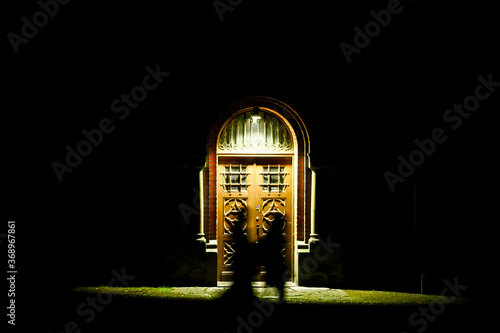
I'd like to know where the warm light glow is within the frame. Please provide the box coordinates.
[251,107,261,121]
[250,107,261,122]
[218,110,292,153]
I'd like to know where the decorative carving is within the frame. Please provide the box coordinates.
[261,198,286,234]
[223,241,236,266]
[223,198,248,235]
[218,112,292,153]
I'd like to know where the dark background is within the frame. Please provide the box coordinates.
[4,0,498,323]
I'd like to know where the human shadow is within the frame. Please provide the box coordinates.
[220,209,290,332]
[260,211,287,301]
[220,207,258,327]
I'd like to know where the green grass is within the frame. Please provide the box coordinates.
[72,286,221,301]
[74,286,174,298]
[342,289,469,306]
[71,287,471,305]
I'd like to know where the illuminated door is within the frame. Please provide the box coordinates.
[217,157,293,283]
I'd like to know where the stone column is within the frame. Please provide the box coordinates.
[308,169,319,244]
[196,168,206,244]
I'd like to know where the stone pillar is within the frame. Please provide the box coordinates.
[196,168,206,244]
[308,169,319,244]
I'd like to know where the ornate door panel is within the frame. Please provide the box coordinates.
[220,197,248,279]
[217,157,293,283]
[217,164,252,282]
[253,163,293,282]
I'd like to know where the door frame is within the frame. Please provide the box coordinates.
[200,97,314,287]
[214,105,300,286]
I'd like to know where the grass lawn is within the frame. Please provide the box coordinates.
[72,286,472,306]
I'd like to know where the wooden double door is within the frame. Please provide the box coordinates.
[217,156,294,284]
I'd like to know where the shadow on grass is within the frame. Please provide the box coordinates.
[39,287,493,333]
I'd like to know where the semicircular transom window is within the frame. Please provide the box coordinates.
[218,111,293,153]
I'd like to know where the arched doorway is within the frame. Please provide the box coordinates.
[199,97,315,286]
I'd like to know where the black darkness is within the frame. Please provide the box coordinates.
[4,0,499,331]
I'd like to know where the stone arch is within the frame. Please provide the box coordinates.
[198,96,315,284]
